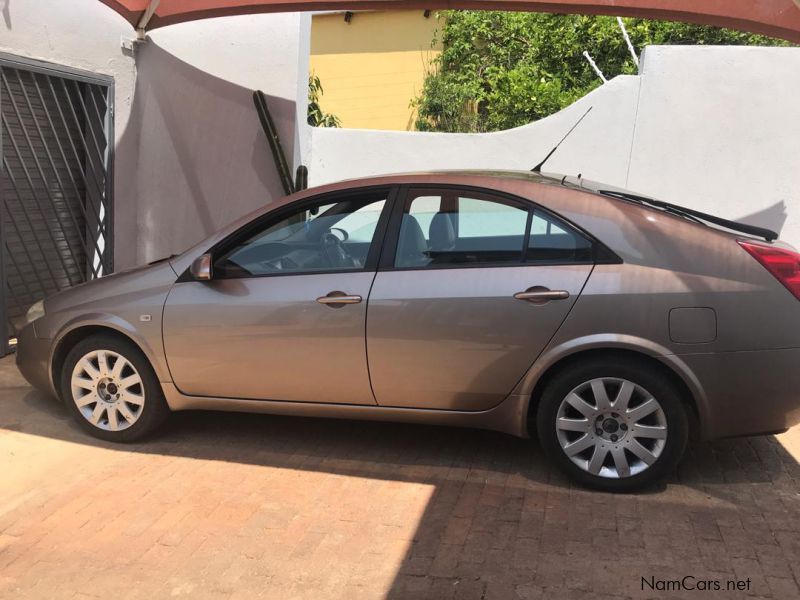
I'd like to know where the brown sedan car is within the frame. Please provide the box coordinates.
[16,171,800,491]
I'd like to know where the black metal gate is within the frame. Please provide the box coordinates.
[0,54,114,355]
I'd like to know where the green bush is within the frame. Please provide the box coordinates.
[413,12,789,132]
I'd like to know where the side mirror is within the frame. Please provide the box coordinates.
[190,253,213,281]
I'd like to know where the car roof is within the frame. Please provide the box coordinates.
[305,169,561,190]
[297,169,651,204]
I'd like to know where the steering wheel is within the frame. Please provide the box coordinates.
[329,227,349,242]
[320,231,355,268]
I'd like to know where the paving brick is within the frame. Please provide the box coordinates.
[765,576,800,599]
[0,356,798,599]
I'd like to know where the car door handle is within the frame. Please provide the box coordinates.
[316,292,363,306]
[514,288,570,303]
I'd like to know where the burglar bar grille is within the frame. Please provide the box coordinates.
[0,58,113,351]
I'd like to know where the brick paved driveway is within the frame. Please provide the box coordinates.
[1,356,799,600]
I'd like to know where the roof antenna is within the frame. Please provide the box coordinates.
[531,106,593,173]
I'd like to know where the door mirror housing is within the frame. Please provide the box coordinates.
[190,253,213,281]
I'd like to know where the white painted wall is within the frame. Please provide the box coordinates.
[0,0,138,262]
[309,45,800,245]
[1,1,308,268]
[0,0,135,131]
[626,46,800,240]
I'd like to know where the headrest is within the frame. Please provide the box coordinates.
[429,212,456,252]
[396,215,429,267]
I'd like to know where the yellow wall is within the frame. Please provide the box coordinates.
[310,10,442,131]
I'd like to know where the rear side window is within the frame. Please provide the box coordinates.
[394,188,595,269]
[457,197,528,240]
[527,211,594,264]
[396,192,528,268]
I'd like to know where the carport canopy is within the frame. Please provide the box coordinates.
[101,0,800,42]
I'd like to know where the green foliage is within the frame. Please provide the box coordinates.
[308,74,341,128]
[413,12,789,132]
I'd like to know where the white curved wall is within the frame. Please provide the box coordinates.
[309,45,800,245]
[626,46,799,240]
[310,75,639,186]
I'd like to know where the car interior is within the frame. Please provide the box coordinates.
[213,196,386,277]
[212,188,594,278]
[396,191,594,268]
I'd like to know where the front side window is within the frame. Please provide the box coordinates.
[215,193,387,277]
[394,188,595,269]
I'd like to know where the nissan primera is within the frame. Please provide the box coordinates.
[16,172,800,491]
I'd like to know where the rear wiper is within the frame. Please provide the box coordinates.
[598,190,778,242]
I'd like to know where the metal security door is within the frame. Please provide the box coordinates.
[0,55,113,355]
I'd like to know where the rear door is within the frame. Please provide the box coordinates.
[366,186,596,411]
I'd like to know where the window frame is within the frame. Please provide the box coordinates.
[187,186,398,281]
[379,184,619,272]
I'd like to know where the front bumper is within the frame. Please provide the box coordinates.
[682,347,800,440]
[16,323,56,398]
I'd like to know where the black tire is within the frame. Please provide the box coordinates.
[536,356,688,492]
[60,334,170,442]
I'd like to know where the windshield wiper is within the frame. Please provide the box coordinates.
[149,254,179,266]
[598,190,778,242]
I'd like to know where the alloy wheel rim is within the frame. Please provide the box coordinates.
[71,350,145,432]
[555,377,667,479]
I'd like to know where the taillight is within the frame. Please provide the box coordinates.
[739,240,800,301]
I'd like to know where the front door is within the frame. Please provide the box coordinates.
[163,188,393,404]
[366,187,595,411]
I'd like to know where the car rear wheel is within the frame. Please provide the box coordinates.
[537,357,688,492]
[61,334,169,442]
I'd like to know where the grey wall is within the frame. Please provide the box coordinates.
[117,41,294,266]
[122,14,310,267]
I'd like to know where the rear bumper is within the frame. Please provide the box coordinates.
[682,348,800,440]
[16,323,56,398]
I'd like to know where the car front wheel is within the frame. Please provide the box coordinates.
[61,334,169,442]
[537,357,688,492]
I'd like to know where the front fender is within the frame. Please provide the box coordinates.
[48,312,171,391]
